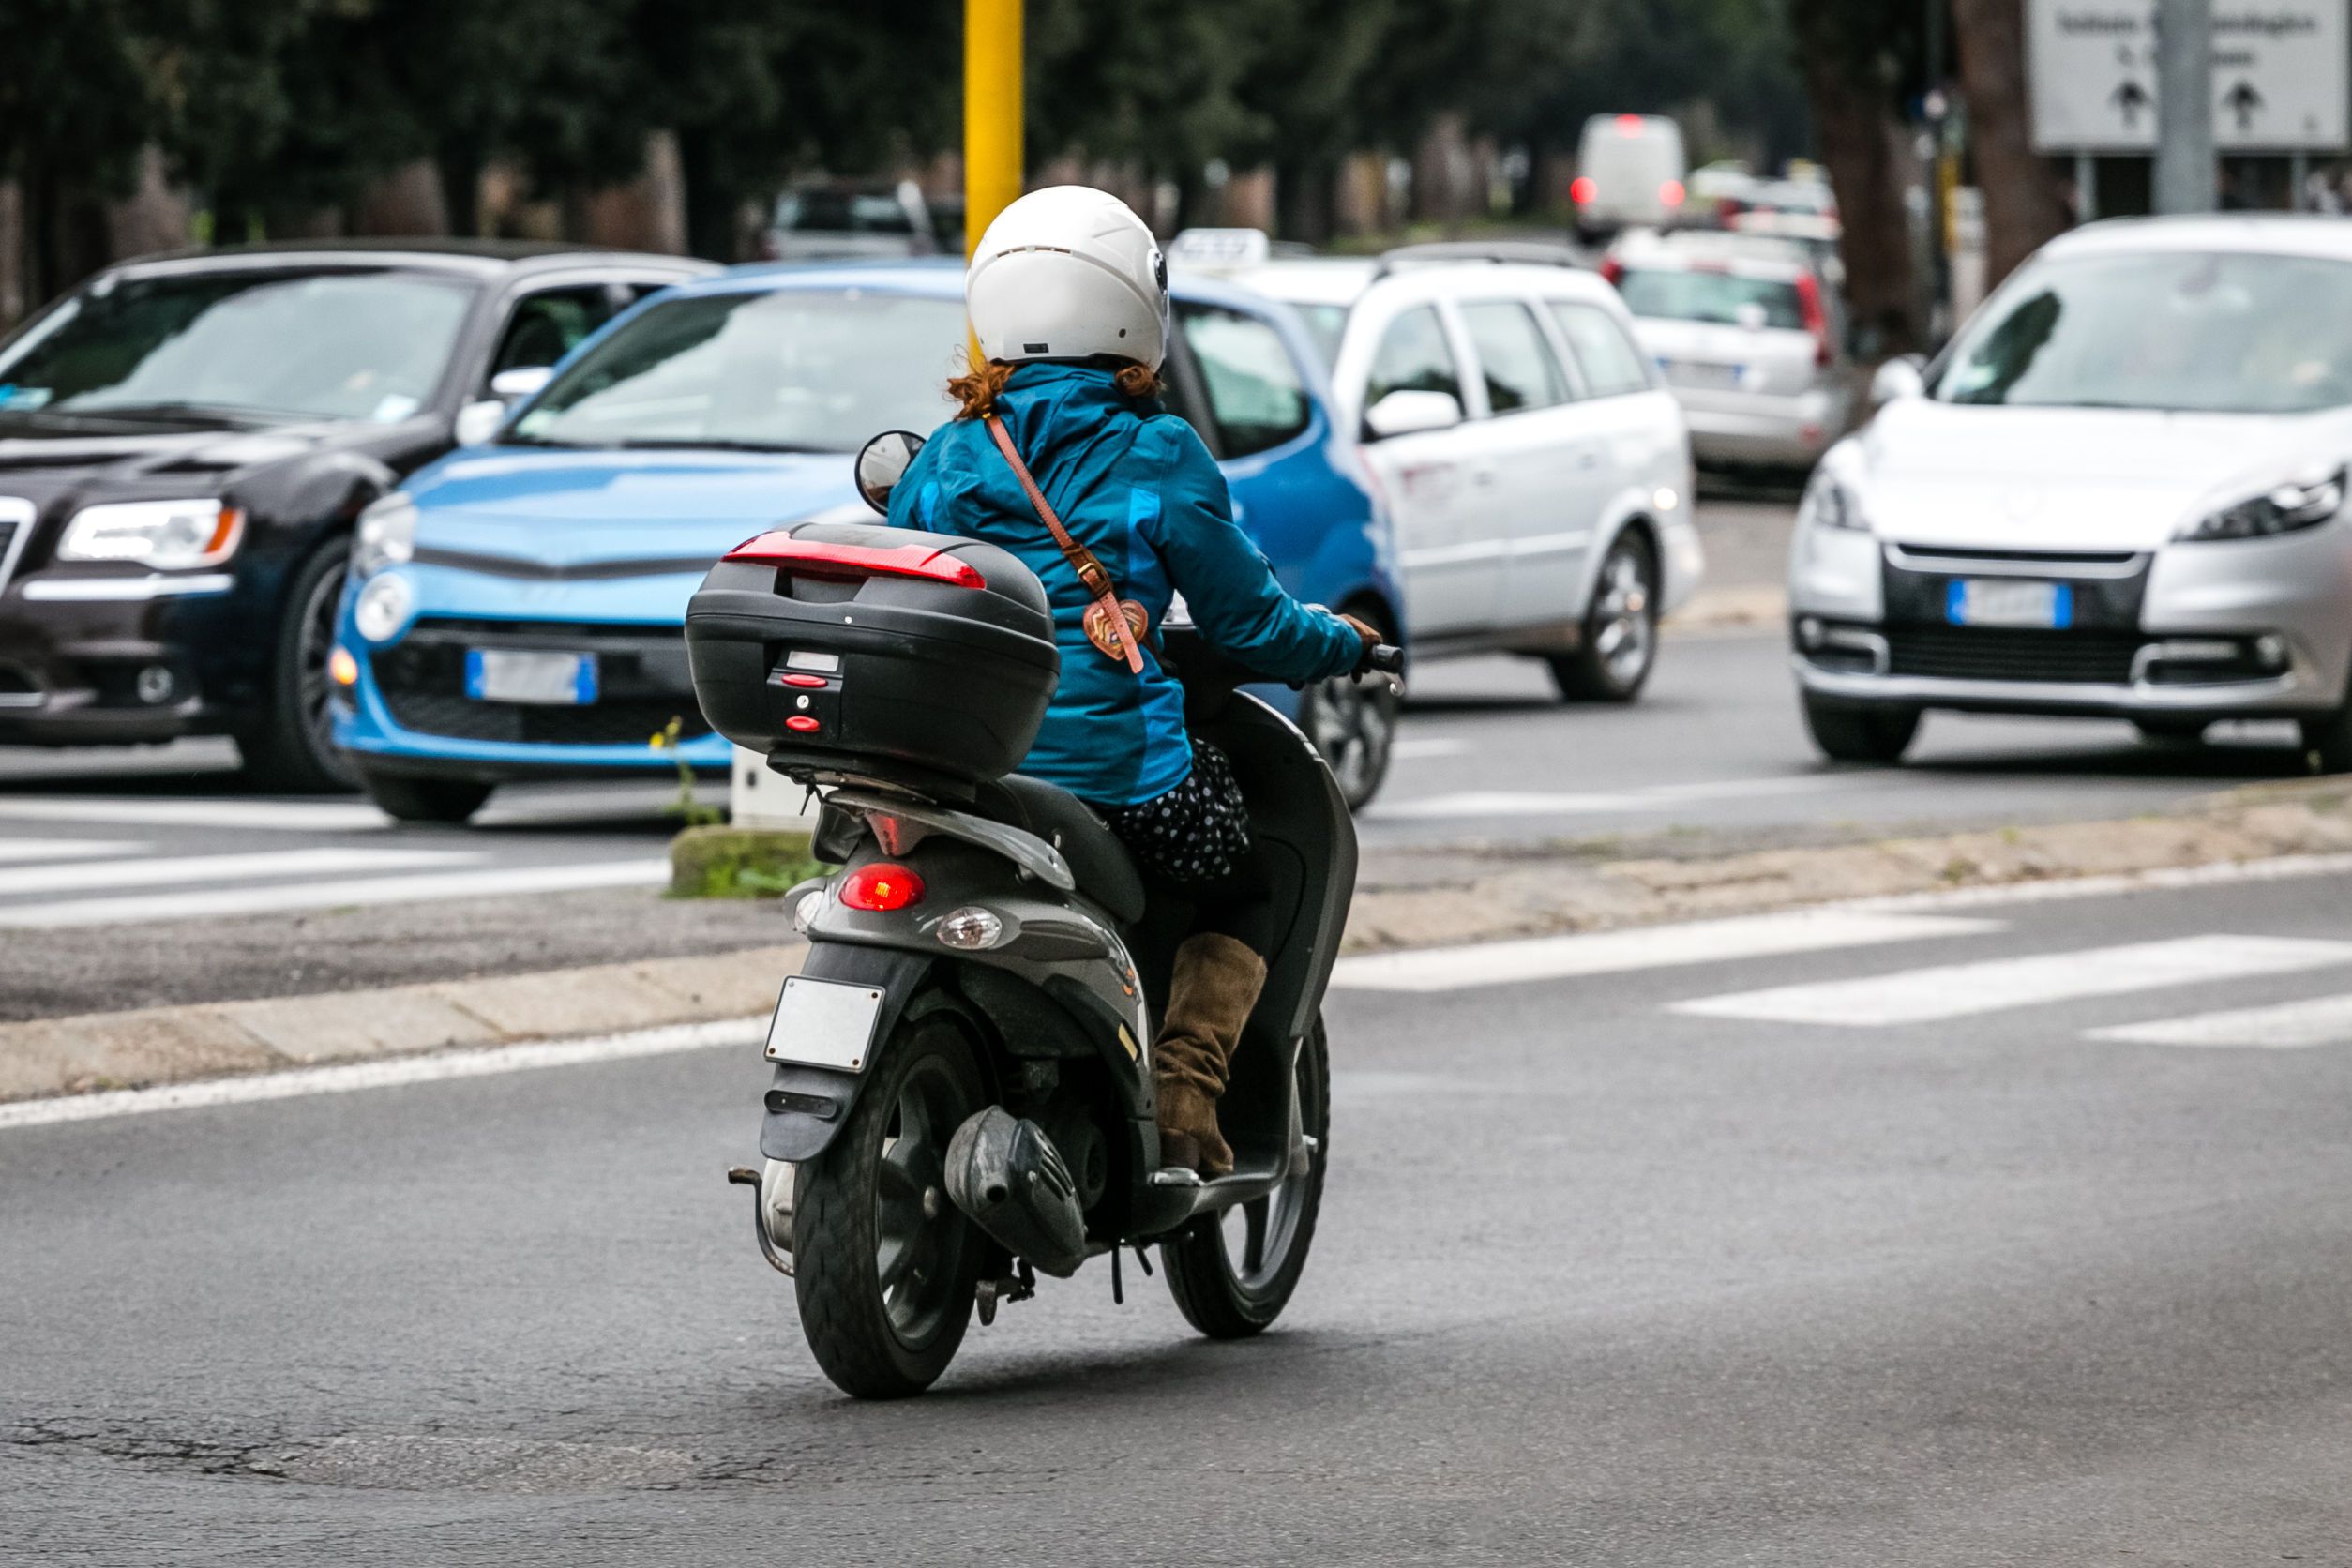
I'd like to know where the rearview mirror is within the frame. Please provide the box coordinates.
[1869,354,1927,407]
[1364,388,1463,441]
[490,365,555,401]
[856,430,927,514]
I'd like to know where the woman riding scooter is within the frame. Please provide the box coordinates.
[884,185,1377,1178]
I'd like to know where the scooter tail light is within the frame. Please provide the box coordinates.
[726,533,985,589]
[838,862,926,912]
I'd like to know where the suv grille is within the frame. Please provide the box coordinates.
[1886,626,2142,685]
[374,619,711,747]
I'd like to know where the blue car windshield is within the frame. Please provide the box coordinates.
[1937,250,2352,414]
[0,268,475,425]
[514,289,962,453]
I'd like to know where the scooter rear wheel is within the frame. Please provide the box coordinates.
[1160,1018,1330,1338]
[792,1005,986,1397]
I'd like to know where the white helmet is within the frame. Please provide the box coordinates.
[966,186,1168,371]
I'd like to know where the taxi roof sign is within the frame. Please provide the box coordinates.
[1167,228,1272,272]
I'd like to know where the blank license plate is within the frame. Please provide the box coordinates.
[764,976,885,1074]
[1946,580,2073,629]
[465,649,597,704]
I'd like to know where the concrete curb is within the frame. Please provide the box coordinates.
[0,946,803,1105]
[6,779,2347,1108]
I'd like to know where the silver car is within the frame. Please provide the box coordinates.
[1607,234,1856,471]
[1788,217,2352,772]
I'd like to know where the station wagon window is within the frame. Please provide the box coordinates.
[1176,303,1311,458]
[1364,307,1462,409]
[489,284,634,382]
[1459,301,1569,415]
[1548,302,1654,397]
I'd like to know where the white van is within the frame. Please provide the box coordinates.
[1573,114,1687,241]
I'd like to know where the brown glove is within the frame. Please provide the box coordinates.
[1339,613,1381,653]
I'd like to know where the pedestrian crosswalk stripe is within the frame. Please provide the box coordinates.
[0,838,144,864]
[1370,775,1854,821]
[2087,992,2352,1049]
[0,858,671,927]
[0,846,475,898]
[1674,935,2352,1027]
[1330,909,1999,993]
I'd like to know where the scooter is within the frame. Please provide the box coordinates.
[692,431,1402,1398]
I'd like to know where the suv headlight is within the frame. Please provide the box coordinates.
[58,499,243,568]
[1801,472,1867,532]
[2179,466,2345,541]
[353,494,417,578]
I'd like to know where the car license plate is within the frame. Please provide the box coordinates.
[1666,359,1744,390]
[764,975,885,1074]
[465,649,597,705]
[1946,580,2073,629]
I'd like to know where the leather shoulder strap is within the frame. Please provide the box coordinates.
[984,415,1144,672]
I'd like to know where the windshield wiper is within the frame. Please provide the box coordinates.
[607,437,833,455]
[53,400,304,429]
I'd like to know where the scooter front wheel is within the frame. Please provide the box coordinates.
[792,1004,986,1397]
[1160,1017,1330,1338]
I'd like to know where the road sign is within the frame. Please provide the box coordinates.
[2028,0,2349,152]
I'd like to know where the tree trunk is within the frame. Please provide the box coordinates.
[1276,158,1335,246]
[1793,33,1921,355]
[436,143,485,238]
[1951,0,2071,286]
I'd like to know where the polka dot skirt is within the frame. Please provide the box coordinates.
[1104,742,1253,887]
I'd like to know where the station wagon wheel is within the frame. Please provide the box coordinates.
[235,539,359,792]
[1550,531,1658,703]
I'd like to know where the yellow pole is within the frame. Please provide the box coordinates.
[964,0,1023,263]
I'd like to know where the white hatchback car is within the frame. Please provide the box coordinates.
[1790,216,2352,771]
[1232,246,1703,701]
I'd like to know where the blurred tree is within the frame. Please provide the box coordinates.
[0,0,162,300]
[1949,0,2067,286]
[1787,0,1925,354]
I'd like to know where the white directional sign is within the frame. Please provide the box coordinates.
[2028,1,2350,152]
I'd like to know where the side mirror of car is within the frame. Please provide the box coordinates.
[490,366,555,401]
[856,430,927,514]
[1363,388,1464,441]
[453,400,507,446]
[1869,354,1927,407]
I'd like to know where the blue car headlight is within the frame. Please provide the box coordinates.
[353,494,416,578]
[353,573,414,642]
[2178,466,2346,541]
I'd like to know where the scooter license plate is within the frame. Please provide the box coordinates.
[763,976,885,1074]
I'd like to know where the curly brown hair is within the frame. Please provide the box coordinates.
[949,355,1160,419]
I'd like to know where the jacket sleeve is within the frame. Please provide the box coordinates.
[1138,418,1363,685]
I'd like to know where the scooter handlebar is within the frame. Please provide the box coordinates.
[1356,642,1405,679]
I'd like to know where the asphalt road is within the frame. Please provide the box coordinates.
[8,867,2352,1563]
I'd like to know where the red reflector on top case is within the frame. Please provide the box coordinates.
[726,533,985,588]
[785,716,821,732]
[780,673,826,688]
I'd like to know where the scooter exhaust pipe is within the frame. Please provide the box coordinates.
[944,1107,1089,1278]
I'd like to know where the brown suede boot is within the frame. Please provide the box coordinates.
[1153,932,1267,1179]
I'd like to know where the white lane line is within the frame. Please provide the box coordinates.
[1370,775,1852,821]
[1856,852,2352,912]
[0,797,390,832]
[1676,935,2352,1027]
[0,858,671,927]
[1331,909,1999,993]
[2088,992,2352,1049]
[0,846,475,898]
[0,1018,762,1132]
[1390,737,1469,761]
[0,838,146,864]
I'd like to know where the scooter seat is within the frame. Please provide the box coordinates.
[973,775,1147,925]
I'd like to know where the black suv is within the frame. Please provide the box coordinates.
[0,242,716,788]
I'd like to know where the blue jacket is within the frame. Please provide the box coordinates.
[889,363,1361,806]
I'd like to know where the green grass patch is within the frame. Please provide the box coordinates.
[669,825,829,899]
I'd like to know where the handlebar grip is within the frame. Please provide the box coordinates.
[1364,643,1405,677]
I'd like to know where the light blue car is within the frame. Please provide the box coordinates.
[331,261,1404,823]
